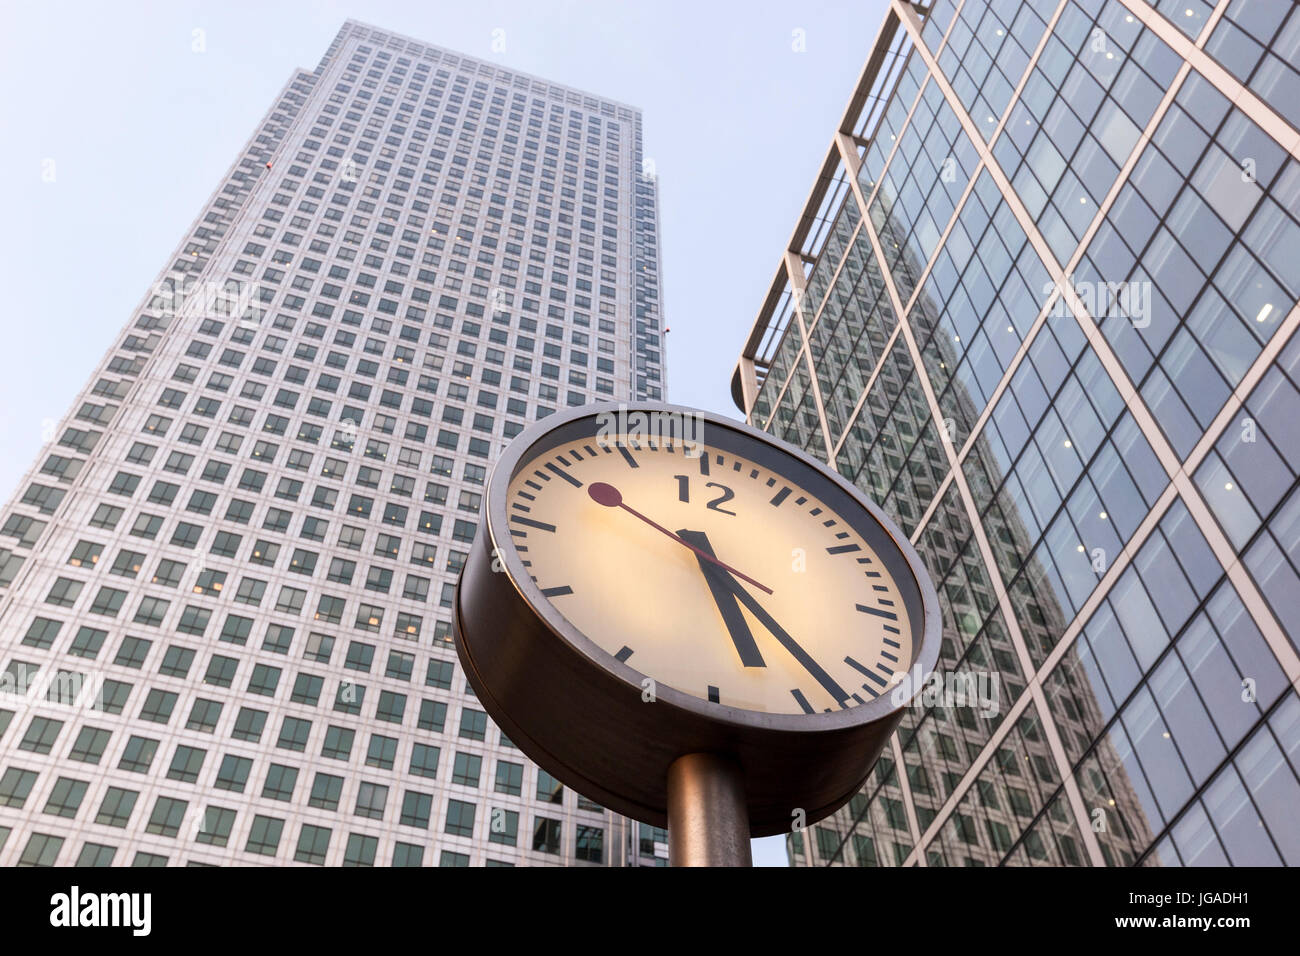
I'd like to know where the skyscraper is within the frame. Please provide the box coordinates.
[0,19,666,867]
[731,0,1299,867]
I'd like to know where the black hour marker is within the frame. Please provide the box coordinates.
[844,656,875,679]
[617,443,639,469]
[770,487,791,507]
[791,689,814,714]
[826,543,860,555]
[856,603,898,621]
[546,462,581,487]
[614,646,634,662]
[708,685,720,703]
[540,585,573,597]
[699,453,710,476]
[511,515,556,533]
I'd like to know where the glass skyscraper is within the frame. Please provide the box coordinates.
[731,0,1299,866]
[0,20,667,866]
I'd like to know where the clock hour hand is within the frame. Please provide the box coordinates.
[717,574,851,708]
[677,530,765,668]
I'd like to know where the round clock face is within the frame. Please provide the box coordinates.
[501,418,915,716]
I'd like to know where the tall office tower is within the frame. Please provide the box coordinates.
[0,20,668,867]
[732,0,1299,867]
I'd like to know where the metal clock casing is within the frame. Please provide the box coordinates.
[453,402,941,836]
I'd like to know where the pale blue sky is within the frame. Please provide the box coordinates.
[0,0,890,866]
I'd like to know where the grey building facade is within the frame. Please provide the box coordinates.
[732,0,1299,866]
[0,20,667,866]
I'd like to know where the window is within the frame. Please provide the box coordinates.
[375,690,406,724]
[294,824,331,865]
[490,808,519,847]
[18,833,65,866]
[76,843,117,866]
[392,842,424,867]
[204,655,239,688]
[575,825,604,863]
[145,796,187,837]
[166,745,206,783]
[309,773,344,811]
[459,708,488,740]
[231,707,267,742]
[87,588,125,620]
[537,770,563,804]
[247,664,281,697]
[354,781,388,820]
[303,631,335,663]
[365,733,398,771]
[20,716,64,754]
[139,689,178,724]
[245,815,284,856]
[261,764,299,801]
[0,768,39,808]
[69,726,112,764]
[321,725,355,761]
[410,743,440,779]
[533,816,561,854]
[277,716,312,752]
[116,735,158,773]
[426,658,454,689]
[494,761,523,796]
[418,699,447,732]
[159,645,195,677]
[195,806,236,847]
[94,787,138,827]
[403,790,435,829]
[186,698,223,733]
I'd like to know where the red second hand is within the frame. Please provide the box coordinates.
[587,481,773,595]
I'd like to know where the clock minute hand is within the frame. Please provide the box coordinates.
[718,575,851,707]
[587,481,773,595]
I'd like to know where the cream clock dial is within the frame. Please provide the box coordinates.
[504,432,912,716]
[455,403,940,835]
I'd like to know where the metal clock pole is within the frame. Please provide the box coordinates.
[666,753,753,866]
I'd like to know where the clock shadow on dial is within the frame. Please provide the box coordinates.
[504,434,913,716]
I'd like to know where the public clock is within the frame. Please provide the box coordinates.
[454,403,939,837]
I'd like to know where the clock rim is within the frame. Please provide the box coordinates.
[482,400,942,734]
